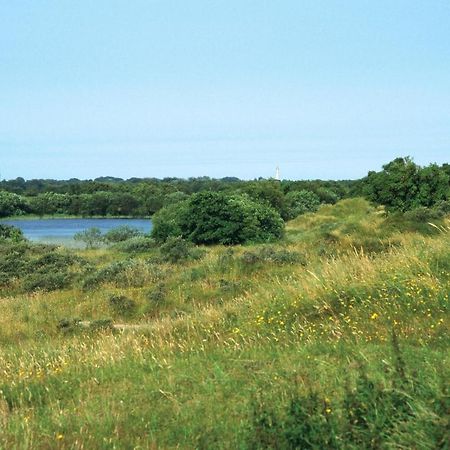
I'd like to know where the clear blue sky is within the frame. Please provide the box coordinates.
[1,0,449,180]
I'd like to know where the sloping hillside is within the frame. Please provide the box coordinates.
[0,198,448,448]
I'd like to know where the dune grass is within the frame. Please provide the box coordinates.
[0,198,448,449]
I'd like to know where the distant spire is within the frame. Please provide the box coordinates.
[275,166,280,181]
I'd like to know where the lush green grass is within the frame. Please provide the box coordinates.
[0,199,448,449]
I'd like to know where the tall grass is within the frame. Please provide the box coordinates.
[0,199,448,448]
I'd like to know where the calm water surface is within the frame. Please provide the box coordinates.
[1,218,152,245]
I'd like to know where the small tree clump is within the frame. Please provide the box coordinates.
[74,227,103,249]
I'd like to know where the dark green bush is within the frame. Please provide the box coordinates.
[23,272,71,292]
[257,247,306,265]
[0,224,25,242]
[152,191,284,245]
[57,318,82,334]
[108,294,137,316]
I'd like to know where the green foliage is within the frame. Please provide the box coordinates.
[0,224,25,242]
[112,236,155,253]
[103,225,143,243]
[146,282,167,304]
[82,258,148,290]
[285,190,321,219]
[153,191,284,245]
[0,183,448,449]
[73,227,103,249]
[159,236,195,263]
[246,343,448,450]
[151,201,189,242]
[151,191,284,245]
[22,272,71,292]
[0,242,86,292]
[239,246,306,268]
[359,157,450,212]
[0,191,30,217]
[57,318,82,334]
[108,294,137,317]
[242,180,287,218]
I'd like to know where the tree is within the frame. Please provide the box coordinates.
[360,157,450,212]
[361,157,419,212]
[0,191,30,217]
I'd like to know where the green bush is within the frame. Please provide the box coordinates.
[285,190,321,219]
[152,191,284,245]
[151,201,189,243]
[108,294,137,316]
[103,226,144,243]
[82,259,146,290]
[57,318,82,334]
[0,224,25,242]
[23,272,71,292]
[159,236,196,263]
[112,236,155,253]
[146,283,167,304]
[74,227,103,249]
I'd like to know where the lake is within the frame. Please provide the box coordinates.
[1,218,152,246]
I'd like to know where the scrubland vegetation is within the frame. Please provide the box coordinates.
[0,195,448,449]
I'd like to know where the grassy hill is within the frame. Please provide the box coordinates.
[0,198,448,449]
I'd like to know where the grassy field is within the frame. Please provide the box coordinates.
[0,198,448,449]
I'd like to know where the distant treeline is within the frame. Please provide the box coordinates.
[0,175,351,218]
[0,157,449,219]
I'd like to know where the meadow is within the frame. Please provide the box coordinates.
[0,198,448,449]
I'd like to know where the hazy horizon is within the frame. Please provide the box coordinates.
[1,1,449,180]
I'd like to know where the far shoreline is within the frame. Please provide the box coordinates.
[0,214,152,221]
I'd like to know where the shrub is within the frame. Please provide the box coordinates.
[27,252,78,272]
[113,236,155,253]
[82,259,148,290]
[57,318,82,334]
[74,227,103,249]
[0,224,25,242]
[257,246,306,265]
[103,226,144,243]
[146,283,167,304]
[152,192,284,245]
[217,248,235,268]
[159,236,194,263]
[151,201,189,243]
[108,294,137,316]
[23,272,71,292]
